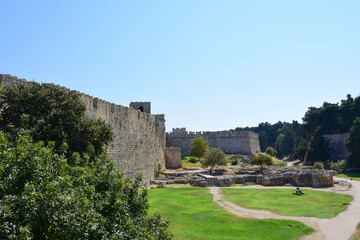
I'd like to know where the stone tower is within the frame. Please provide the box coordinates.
[130,102,151,114]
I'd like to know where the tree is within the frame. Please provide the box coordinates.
[200,148,227,173]
[306,128,330,164]
[189,136,209,160]
[346,117,360,168]
[293,137,309,161]
[275,126,296,156]
[0,82,113,160]
[250,153,273,170]
[0,129,171,239]
[265,147,277,156]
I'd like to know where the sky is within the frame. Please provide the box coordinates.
[1,0,359,132]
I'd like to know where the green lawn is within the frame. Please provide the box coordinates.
[148,187,314,240]
[222,188,353,218]
[182,156,201,168]
[337,172,360,181]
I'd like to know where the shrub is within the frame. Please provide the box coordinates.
[313,161,325,170]
[230,154,244,160]
[274,161,287,167]
[200,148,228,173]
[250,153,273,167]
[329,160,346,173]
[230,159,238,165]
[181,154,187,160]
[188,157,198,163]
[0,130,171,239]
[265,147,277,156]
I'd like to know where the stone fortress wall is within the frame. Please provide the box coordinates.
[166,127,261,156]
[324,133,350,161]
[0,74,166,184]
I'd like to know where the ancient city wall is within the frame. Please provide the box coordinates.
[166,128,261,156]
[0,74,166,184]
[324,133,350,161]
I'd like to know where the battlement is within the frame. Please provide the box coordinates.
[0,74,162,126]
[167,127,254,138]
[166,127,261,156]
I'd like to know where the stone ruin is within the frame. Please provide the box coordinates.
[152,166,335,188]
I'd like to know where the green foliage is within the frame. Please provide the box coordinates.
[329,160,346,173]
[0,83,113,160]
[229,154,244,165]
[274,161,287,167]
[265,147,277,156]
[275,126,296,156]
[200,148,227,173]
[188,157,198,163]
[250,153,273,167]
[346,117,360,168]
[230,159,238,165]
[149,188,314,240]
[230,154,244,160]
[313,161,325,170]
[293,138,309,161]
[303,94,360,135]
[306,128,330,164]
[0,130,171,239]
[189,136,209,160]
[181,154,187,160]
[234,120,307,156]
[222,188,353,218]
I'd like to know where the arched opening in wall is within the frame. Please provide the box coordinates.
[139,106,144,112]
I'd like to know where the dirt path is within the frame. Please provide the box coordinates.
[209,177,360,240]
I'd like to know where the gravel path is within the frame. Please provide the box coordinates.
[209,177,360,240]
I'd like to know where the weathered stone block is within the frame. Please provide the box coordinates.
[165,147,182,169]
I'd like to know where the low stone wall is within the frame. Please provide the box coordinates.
[152,166,335,188]
[165,147,182,169]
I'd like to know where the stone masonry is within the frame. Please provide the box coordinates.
[0,74,166,185]
[165,147,182,169]
[166,127,261,156]
[324,133,350,161]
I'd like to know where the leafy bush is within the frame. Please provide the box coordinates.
[274,161,287,167]
[181,154,187,160]
[189,136,208,160]
[230,154,244,160]
[0,130,171,239]
[265,147,277,156]
[188,157,198,163]
[230,159,238,165]
[200,148,228,173]
[313,161,325,170]
[250,153,273,167]
[329,160,346,173]
[0,82,113,160]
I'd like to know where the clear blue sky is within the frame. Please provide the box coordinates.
[1,1,359,131]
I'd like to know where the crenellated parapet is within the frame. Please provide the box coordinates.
[166,127,261,156]
[167,128,253,138]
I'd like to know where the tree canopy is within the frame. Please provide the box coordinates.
[189,135,209,160]
[200,148,227,173]
[346,117,360,168]
[0,82,113,160]
[302,94,360,135]
[0,129,171,239]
